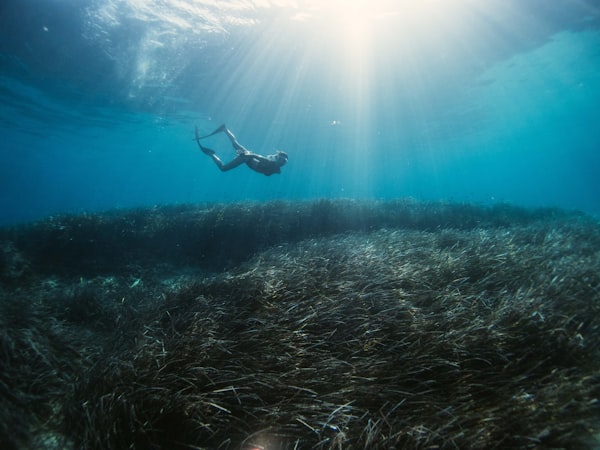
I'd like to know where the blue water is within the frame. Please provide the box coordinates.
[1,0,600,225]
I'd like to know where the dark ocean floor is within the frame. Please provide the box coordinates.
[1,199,600,449]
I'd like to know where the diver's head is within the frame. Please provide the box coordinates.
[275,150,288,166]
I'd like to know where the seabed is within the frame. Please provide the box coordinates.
[1,199,599,449]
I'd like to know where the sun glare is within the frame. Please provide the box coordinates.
[296,0,396,41]
[288,0,463,71]
[272,0,476,177]
[287,0,412,183]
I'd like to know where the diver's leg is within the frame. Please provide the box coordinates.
[201,149,233,172]
[222,127,249,152]
[208,153,227,171]
[216,154,248,172]
[196,143,231,171]
[195,124,249,152]
[195,126,248,172]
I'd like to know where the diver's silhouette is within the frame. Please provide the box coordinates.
[195,124,288,176]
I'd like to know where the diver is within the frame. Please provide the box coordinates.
[195,124,288,176]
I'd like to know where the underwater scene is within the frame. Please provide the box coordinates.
[1,0,600,449]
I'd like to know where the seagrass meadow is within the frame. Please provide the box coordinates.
[1,199,599,449]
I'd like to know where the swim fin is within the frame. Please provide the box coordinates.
[194,127,216,155]
[195,124,226,140]
[198,142,215,156]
